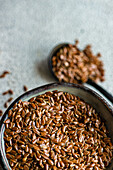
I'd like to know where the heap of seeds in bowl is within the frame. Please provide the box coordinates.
[52,41,105,84]
[4,91,113,170]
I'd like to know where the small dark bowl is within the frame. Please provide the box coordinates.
[48,43,113,104]
[0,82,113,170]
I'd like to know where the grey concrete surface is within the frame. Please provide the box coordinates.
[0,0,113,168]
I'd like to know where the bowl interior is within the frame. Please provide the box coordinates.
[0,83,113,170]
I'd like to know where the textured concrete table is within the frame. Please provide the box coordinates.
[0,0,113,168]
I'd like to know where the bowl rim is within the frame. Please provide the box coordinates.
[0,82,113,170]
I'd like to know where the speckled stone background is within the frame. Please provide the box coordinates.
[0,0,113,114]
[0,0,113,167]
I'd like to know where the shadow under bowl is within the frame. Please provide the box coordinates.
[0,82,113,170]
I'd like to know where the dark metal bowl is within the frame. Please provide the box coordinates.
[0,82,113,170]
